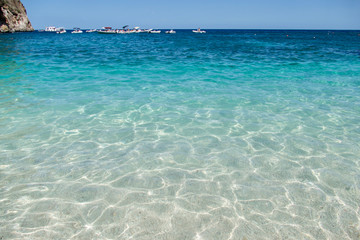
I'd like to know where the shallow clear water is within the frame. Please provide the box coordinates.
[1,30,360,239]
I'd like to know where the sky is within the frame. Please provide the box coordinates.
[22,0,360,30]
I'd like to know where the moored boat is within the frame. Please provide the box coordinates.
[165,29,176,34]
[149,30,161,33]
[192,28,206,33]
[71,28,83,34]
[98,27,116,34]
[117,29,137,34]
[56,27,66,34]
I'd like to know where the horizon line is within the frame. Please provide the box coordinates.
[34,28,360,31]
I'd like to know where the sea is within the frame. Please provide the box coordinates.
[1,29,360,239]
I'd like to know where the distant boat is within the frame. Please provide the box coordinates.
[97,27,116,34]
[45,26,56,32]
[149,30,161,34]
[117,29,137,34]
[71,28,83,34]
[56,27,66,34]
[98,30,116,34]
[86,29,97,33]
[192,28,206,33]
[165,29,176,34]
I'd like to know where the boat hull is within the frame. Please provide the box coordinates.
[97,31,116,34]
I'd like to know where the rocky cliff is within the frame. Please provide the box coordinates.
[0,0,33,32]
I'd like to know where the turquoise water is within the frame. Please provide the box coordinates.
[1,30,360,239]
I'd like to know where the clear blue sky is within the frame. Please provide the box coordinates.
[22,0,360,30]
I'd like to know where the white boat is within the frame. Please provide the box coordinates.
[149,30,161,33]
[56,28,66,34]
[98,27,116,34]
[116,26,140,34]
[71,28,83,34]
[192,28,206,33]
[86,29,97,33]
[165,29,176,34]
[45,26,56,32]
[98,30,116,34]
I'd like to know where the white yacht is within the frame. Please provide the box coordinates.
[165,29,176,34]
[45,26,56,32]
[192,28,206,33]
[149,30,161,33]
[86,29,97,33]
[71,28,83,34]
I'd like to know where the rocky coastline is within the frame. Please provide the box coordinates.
[0,0,33,33]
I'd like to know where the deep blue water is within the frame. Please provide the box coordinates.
[1,30,360,239]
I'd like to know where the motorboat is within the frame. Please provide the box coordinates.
[45,26,56,32]
[56,28,66,34]
[117,25,138,34]
[86,29,97,33]
[98,27,116,34]
[98,29,116,34]
[165,29,176,34]
[192,28,206,33]
[71,28,83,34]
[149,30,161,33]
